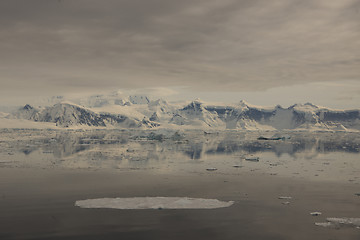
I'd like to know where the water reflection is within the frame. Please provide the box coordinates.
[1,130,360,160]
[185,143,203,160]
[0,130,359,182]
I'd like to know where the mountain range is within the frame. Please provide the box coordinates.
[1,93,360,131]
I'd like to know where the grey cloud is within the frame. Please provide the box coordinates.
[0,0,359,104]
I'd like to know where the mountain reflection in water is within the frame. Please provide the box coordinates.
[0,129,359,183]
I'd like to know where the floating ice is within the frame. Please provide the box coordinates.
[315,218,360,229]
[310,212,322,216]
[245,157,259,162]
[315,222,332,227]
[327,218,360,227]
[206,168,217,171]
[75,197,234,209]
[232,165,242,168]
[278,196,292,200]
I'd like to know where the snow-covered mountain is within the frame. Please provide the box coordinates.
[9,102,157,128]
[170,99,225,128]
[4,96,360,131]
[12,104,39,120]
[204,102,360,131]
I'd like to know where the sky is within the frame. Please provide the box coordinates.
[0,0,359,109]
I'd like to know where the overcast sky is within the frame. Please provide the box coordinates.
[0,0,359,108]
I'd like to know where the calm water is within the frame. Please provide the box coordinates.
[0,129,359,240]
[0,129,359,183]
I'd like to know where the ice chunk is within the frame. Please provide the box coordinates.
[206,168,217,171]
[257,135,290,141]
[315,222,333,227]
[327,217,360,227]
[75,197,234,209]
[315,217,360,228]
[310,212,322,216]
[245,157,259,162]
[278,196,292,200]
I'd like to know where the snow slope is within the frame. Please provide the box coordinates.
[7,102,155,128]
[170,100,225,128]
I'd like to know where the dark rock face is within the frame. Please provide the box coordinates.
[36,104,106,127]
[205,106,273,122]
[205,106,233,116]
[100,113,127,124]
[319,110,360,121]
[100,113,138,128]
[149,112,159,122]
[182,101,203,112]
[141,118,160,128]
[23,104,33,110]
[241,108,274,121]
[170,114,186,125]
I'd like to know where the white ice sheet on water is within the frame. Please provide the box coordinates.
[75,197,234,209]
[315,218,360,229]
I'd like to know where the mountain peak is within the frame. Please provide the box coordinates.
[304,102,318,108]
[194,98,202,104]
[238,100,252,109]
[23,104,34,110]
[289,102,320,111]
[182,99,205,112]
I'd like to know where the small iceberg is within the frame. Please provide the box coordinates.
[232,165,242,168]
[206,167,217,171]
[278,196,292,200]
[257,134,290,141]
[245,157,259,162]
[310,212,322,216]
[75,197,234,210]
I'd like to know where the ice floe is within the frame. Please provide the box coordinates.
[206,167,217,171]
[278,196,292,200]
[245,157,259,162]
[232,165,242,168]
[315,218,360,229]
[310,212,322,216]
[75,197,234,209]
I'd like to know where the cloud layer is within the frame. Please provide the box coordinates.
[0,0,359,104]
